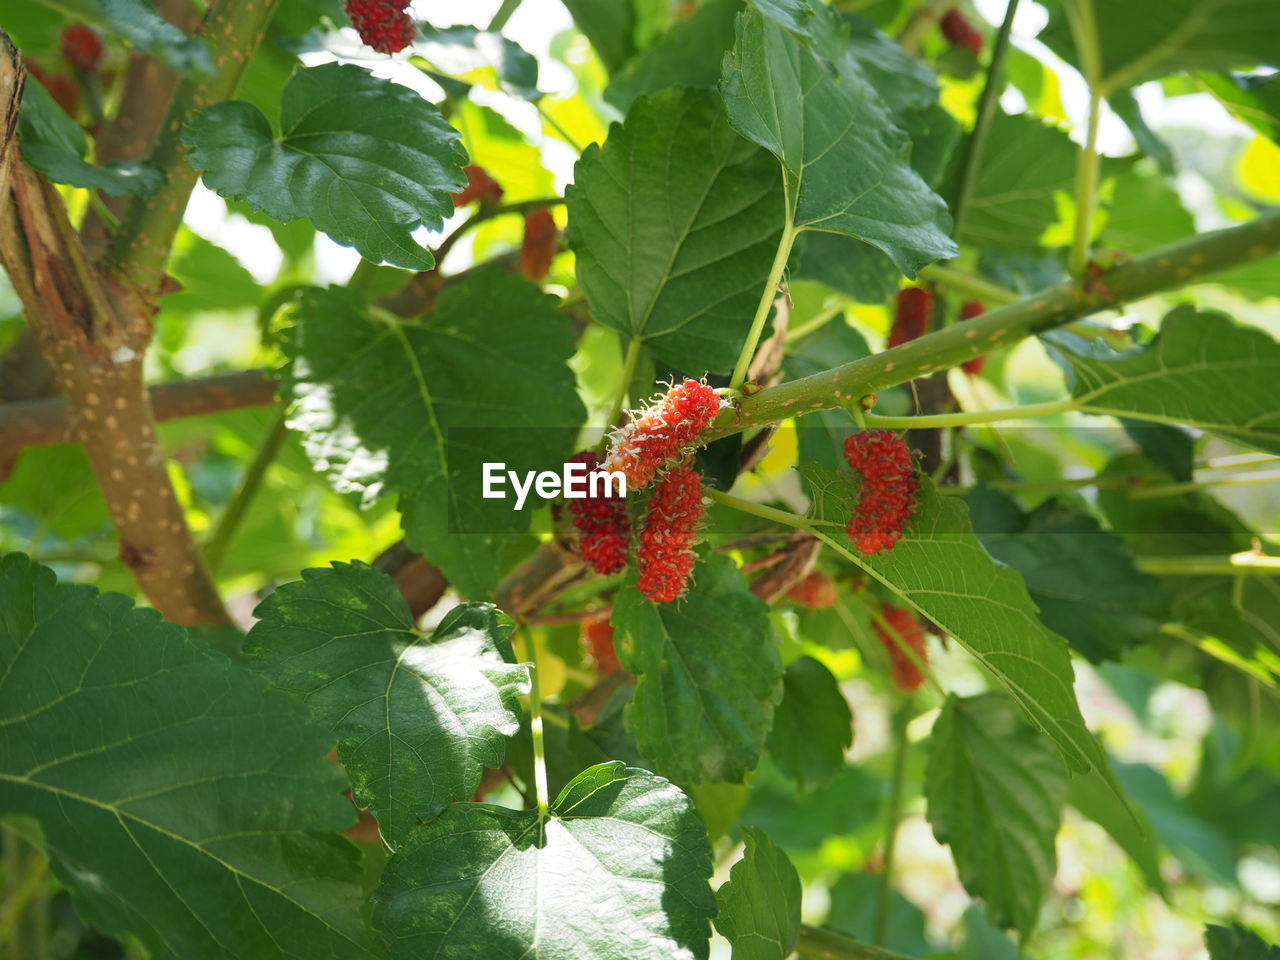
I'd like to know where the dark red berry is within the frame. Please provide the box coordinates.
[566,451,630,576]
[519,207,558,281]
[875,604,928,692]
[958,299,987,375]
[582,611,621,675]
[637,462,703,603]
[345,0,414,54]
[786,571,839,608]
[887,287,933,349]
[843,430,919,554]
[452,165,504,207]
[940,9,983,55]
[61,25,104,73]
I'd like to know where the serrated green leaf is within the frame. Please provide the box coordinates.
[185,63,467,270]
[567,86,784,374]
[245,561,530,845]
[715,828,801,960]
[721,3,957,276]
[966,489,1168,663]
[927,693,1068,936]
[614,552,783,783]
[1206,924,1280,960]
[800,464,1113,782]
[1040,0,1280,93]
[0,553,377,959]
[374,762,716,959]
[279,274,584,598]
[1047,305,1280,454]
[767,655,853,790]
[18,78,161,196]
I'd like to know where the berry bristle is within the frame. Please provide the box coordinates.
[875,604,928,692]
[603,379,722,491]
[566,451,630,576]
[636,462,704,603]
[843,430,919,554]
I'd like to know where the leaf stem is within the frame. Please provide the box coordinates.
[524,626,551,819]
[731,210,795,389]
[875,698,913,946]
[785,302,846,344]
[1137,553,1280,576]
[918,263,1018,305]
[798,924,913,960]
[705,486,816,533]
[947,0,1021,240]
[862,397,1076,429]
[203,409,289,573]
[487,0,522,31]
[1064,0,1104,280]
[605,335,644,432]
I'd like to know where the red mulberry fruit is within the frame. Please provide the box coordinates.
[959,299,987,375]
[567,451,630,575]
[843,430,919,554]
[940,8,983,55]
[786,571,839,609]
[875,604,928,692]
[636,462,704,603]
[582,611,621,675]
[452,165,504,208]
[603,379,722,491]
[519,207,558,281]
[887,287,933,348]
[345,0,414,54]
[61,25,104,73]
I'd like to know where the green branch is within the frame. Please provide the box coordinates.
[863,397,1075,429]
[707,210,1280,439]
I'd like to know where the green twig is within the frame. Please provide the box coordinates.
[1063,0,1104,280]
[917,264,1018,305]
[862,397,1076,429]
[1137,554,1280,576]
[786,302,847,344]
[434,196,564,269]
[605,335,643,432]
[731,207,796,389]
[487,0,522,31]
[203,410,288,573]
[876,699,913,946]
[525,625,551,819]
[948,0,1021,240]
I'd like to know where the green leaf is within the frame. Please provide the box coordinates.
[561,0,639,73]
[926,694,1068,936]
[1100,164,1195,253]
[161,229,261,316]
[605,0,743,112]
[567,86,785,374]
[416,24,541,101]
[1067,763,1169,897]
[613,552,783,783]
[950,111,1078,250]
[1115,762,1237,884]
[1201,72,1280,144]
[279,274,584,598]
[1205,923,1280,959]
[373,762,716,959]
[1047,305,1280,454]
[826,872,932,958]
[1040,0,1280,93]
[966,489,1168,663]
[715,828,801,960]
[721,3,957,276]
[245,561,529,845]
[185,63,467,270]
[767,656,853,790]
[0,553,377,959]
[800,464,1113,781]
[81,0,213,75]
[18,78,161,196]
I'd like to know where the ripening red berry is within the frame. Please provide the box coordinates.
[959,299,987,375]
[566,451,631,575]
[636,462,704,603]
[452,165,504,207]
[582,611,621,675]
[887,287,932,348]
[25,58,80,116]
[875,604,928,692]
[519,207,558,281]
[843,430,919,554]
[786,571,838,609]
[603,379,722,491]
[61,25,104,73]
[940,8,983,55]
[345,0,414,54]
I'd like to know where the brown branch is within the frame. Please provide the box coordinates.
[374,540,449,619]
[0,369,275,457]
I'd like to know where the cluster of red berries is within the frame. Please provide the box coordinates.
[636,462,704,603]
[520,208,558,281]
[452,165,504,207]
[843,430,919,553]
[940,8,983,55]
[958,299,987,375]
[345,0,414,54]
[786,570,839,608]
[581,611,621,675]
[566,452,630,576]
[874,604,928,692]
[603,379,723,490]
[887,287,932,348]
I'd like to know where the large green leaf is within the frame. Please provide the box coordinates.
[800,464,1113,782]
[967,489,1168,663]
[715,828,802,960]
[567,86,784,374]
[0,553,377,959]
[279,273,584,598]
[767,655,853,790]
[1047,305,1280,454]
[926,694,1068,936]
[1205,923,1280,959]
[185,63,467,270]
[245,561,529,845]
[613,552,783,783]
[1040,0,1280,93]
[19,78,161,196]
[721,2,957,276]
[373,762,716,959]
